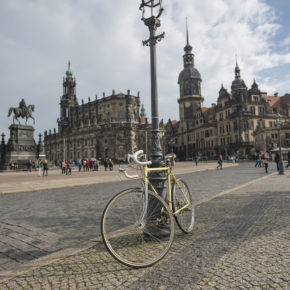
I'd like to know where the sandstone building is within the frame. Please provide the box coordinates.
[166,27,290,160]
[44,62,151,163]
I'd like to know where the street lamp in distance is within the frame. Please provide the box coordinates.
[275,113,284,175]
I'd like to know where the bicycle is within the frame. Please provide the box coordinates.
[101,150,195,268]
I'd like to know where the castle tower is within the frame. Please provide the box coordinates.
[178,20,204,122]
[231,57,247,105]
[59,60,78,132]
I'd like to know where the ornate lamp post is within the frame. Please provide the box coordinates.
[275,113,284,175]
[140,0,166,198]
[168,138,175,153]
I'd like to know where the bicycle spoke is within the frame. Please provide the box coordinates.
[172,179,195,233]
[101,188,174,268]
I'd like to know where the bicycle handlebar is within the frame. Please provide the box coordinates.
[127,150,152,166]
[118,168,138,179]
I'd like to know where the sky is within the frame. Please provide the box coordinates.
[1,0,290,139]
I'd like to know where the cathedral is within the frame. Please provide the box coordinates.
[165,25,290,160]
[44,61,151,163]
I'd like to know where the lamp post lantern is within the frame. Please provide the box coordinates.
[140,0,166,199]
[275,113,284,175]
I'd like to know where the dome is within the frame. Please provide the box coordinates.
[178,66,201,83]
[231,77,246,90]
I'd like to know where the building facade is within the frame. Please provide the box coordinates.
[167,29,290,160]
[44,62,151,163]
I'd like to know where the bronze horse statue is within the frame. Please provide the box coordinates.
[8,104,35,125]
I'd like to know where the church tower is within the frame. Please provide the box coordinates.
[178,20,204,122]
[58,60,78,132]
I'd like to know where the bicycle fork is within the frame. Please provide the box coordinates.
[136,181,149,229]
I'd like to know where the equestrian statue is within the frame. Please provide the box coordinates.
[8,99,35,125]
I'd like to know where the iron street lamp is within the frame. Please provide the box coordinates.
[275,113,284,175]
[168,138,175,153]
[140,0,166,199]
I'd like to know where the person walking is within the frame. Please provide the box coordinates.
[95,159,99,171]
[274,152,280,171]
[66,160,72,175]
[37,159,42,177]
[217,154,223,170]
[77,159,82,172]
[42,159,48,176]
[104,158,108,171]
[108,158,114,171]
[286,150,290,169]
[61,160,66,174]
[254,156,260,168]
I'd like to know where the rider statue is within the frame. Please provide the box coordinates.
[19,99,27,116]
[8,98,35,125]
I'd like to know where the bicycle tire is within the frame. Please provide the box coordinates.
[171,179,195,233]
[101,187,175,268]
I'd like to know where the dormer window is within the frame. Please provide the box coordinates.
[253,96,259,102]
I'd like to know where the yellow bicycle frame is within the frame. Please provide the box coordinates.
[142,166,190,215]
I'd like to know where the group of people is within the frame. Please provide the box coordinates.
[58,157,115,175]
[9,161,19,169]
[28,159,48,176]
[254,150,290,173]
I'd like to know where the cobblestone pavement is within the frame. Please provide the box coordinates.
[0,162,266,272]
[0,161,235,194]
[0,167,289,289]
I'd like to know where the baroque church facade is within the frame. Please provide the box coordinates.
[165,26,290,160]
[44,62,151,163]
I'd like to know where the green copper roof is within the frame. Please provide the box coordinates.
[66,60,73,77]
[140,104,146,118]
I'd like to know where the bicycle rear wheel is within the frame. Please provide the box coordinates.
[101,188,174,268]
[171,179,195,233]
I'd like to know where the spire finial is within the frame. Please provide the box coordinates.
[186,17,189,46]
[235,54,238,67]
[66,59,73,77]
[184,17,192,54]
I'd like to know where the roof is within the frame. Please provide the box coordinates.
[140,118,148,124]
[178,66,201,83]
[265,96,281,108]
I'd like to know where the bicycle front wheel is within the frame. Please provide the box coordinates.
[172,179,195,233]
[101,188,175,268]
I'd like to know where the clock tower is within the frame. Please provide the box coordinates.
[178,21,203,122]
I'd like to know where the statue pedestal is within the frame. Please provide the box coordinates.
[2,124,40,170]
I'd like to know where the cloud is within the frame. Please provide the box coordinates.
[0,0,289,139]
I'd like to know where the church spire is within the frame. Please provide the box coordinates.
[235,54,240,79]
[184,17,192,54]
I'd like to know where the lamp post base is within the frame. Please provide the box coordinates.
[278,160,284,175]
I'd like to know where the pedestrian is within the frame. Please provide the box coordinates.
[43,159,48,176]
[77,159,82,172]
[66,160,72,175]
[86,159,90,171]
[274,152,280,171]
[95,159,99,171]
[254,157,260,168]
[286,151,290,169]
[104,158,108,171]
[61,160,66,174]
[217,154,223,169]
[264,159,269,173]
[83,159,86,172]
[37,159,42,177]
[29,160,33,172]
[193,155,198,166]
[108,158,114,171]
